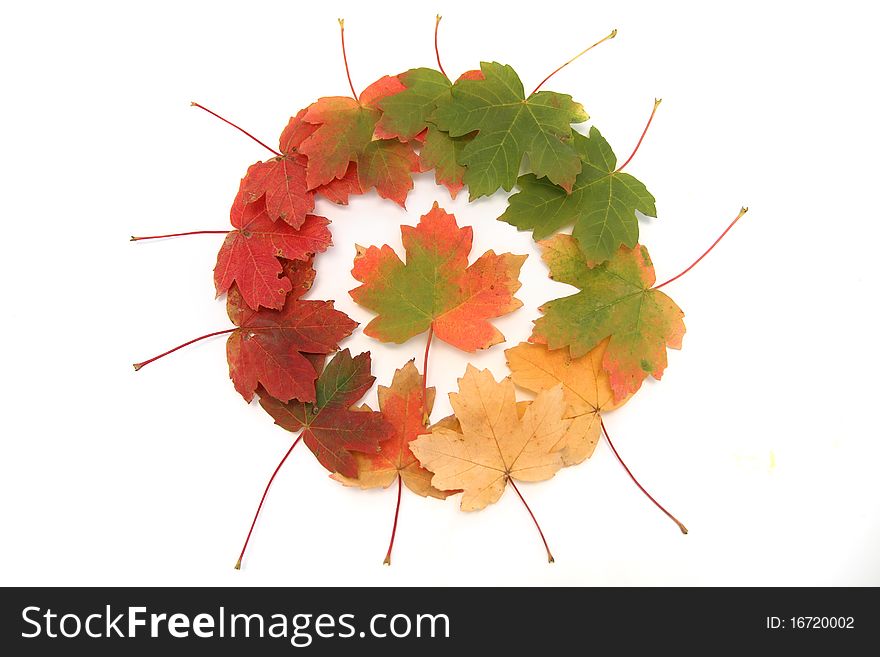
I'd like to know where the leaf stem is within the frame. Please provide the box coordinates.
[191,102,280,157]
[508,478,555,563]
[615,98,662,173]
[383,475,403,566]
[235,436,303,570]
[434,14,448,79]
[653,207,749,290]
[132,328,235,371]
[338,19,359,101]
[531,28,617,95]
[600,419,688,534]
[130,230,229,241]
[422,324,434,425]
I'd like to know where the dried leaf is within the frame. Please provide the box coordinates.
[410,366,570,511]
[505,339,629,465]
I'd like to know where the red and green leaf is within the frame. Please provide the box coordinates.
[532,235,685,400]
[299,76,418,207]
[333,360,452,499]
[259,349,393,478]
[350,203,525,351]
[226,258,357,403]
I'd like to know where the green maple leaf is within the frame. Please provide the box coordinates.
[420,125,470,199]
[500,127,656,265]
[431,61,588,199]
[376,67,477,198]
[531,234,685,402]
[350,203,525,352]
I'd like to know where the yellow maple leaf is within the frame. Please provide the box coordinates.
[504,338,631,465]
[410,365,571,511]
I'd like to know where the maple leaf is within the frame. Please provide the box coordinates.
[431,61,588,199]
[410,365,570,511]
[375,68,484,198]
[418,71,487,198]
[298,76,418,206]
[278,108,363,204]
[531,235,685,401]
[375,68,483,139]
[213,192,332,311]
[349,202,526,351]
[234,109,315,228]
[420,127,470,199]
[315,162,362,204]
[376,68,483,198]
[500,128,656,265]
[505,339,630,465]
[225,257,358,403]
[375,67,452,142]
[332,360,452,499]
[356,139,421,206]
[278,108,318,153]
[239,156,313,228]
[259,349,393,478]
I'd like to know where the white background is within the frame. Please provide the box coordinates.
[1,0,878,586]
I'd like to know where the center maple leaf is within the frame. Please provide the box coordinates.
[349,202,526,352]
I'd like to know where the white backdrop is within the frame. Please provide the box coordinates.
[1,0,878,586]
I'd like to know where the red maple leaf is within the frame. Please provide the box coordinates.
[213,191,331,311]
[239,106,367,226]
[259,349,393,477]
[316,162,362,205]
[239,154,313,228]
[225,257,357,403]
[279,109,363,205]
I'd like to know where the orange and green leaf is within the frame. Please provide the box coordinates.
[531,235,685,401]
[350,203,525,351]
[333,360,452,499]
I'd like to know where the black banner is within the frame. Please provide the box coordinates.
[0,587,873,654]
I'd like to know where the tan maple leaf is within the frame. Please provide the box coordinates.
[410,365,571,511]
[504,338,631,466]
